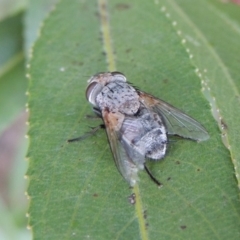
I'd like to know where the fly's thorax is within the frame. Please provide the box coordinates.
[96,81,140,115]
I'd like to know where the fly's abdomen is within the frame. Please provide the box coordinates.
[135,128,167,160]
[120,109,167,162]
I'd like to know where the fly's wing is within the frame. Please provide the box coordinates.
[102,109,139,186]
[138,92,209,141]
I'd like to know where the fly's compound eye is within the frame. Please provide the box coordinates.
[111,71,127,82]
[85,81,103,106]
[86,81,97,101]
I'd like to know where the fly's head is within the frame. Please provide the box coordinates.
[86,72,127,107]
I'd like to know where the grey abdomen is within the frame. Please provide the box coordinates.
[120,108,167,162]
[135,128,167,159]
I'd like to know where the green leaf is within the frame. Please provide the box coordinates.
[0,7,29,240]
[27,0,240,239]
[0,12,27,134]
[162,0,240,190]
[24,0,58,57]
[0,57,27,134]
[0,12,23,68]
[0,0,27,21]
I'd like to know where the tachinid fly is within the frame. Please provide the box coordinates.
[84,72,209,186]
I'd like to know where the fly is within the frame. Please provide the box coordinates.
[78,72,209,186]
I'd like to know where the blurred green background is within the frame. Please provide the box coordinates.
[0,0,57,239]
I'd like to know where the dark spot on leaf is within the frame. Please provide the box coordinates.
[222,194,227,204]
[167,177,171,181]
[220,119,228,130]
[115,3,131,10]
[176,161,180,164]
[93,193,98,197]
[100,2,107,10]
[71,61,83,66]
[197,168,201,172]
[102,51,106,56]
[94,11,99,18]
[163,79,169,84]
[180,225,187,230]
[128,193,136,205]
[145,222,149,229]
[126,48,132,53]
[143,210,147,219]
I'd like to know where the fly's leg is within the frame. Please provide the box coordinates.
[67,124,105,143]
[68,107,103,142]
[144,164,162,187]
